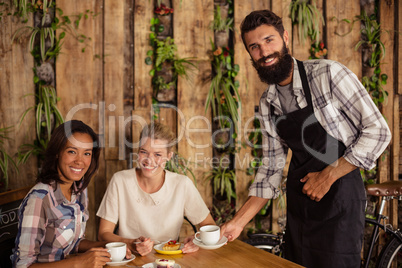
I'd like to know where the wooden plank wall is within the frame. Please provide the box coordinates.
[233,0,270,236]
[175,0,214,210]
[0,9,36,190]
[0,0,400,241]
[56,0,104,240]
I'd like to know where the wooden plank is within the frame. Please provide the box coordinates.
[134,0,153,110]
[379,0,395,228]
[272,0,293,54]
[104,0,125,160]
[177,60,212,208]
[0,10,36,190]
[326,0,361,76]
[233,0,270,239]
[56,0,102,241]
[123,0,135,156]
[157,106,178,138]
[92,0,106,242]
[173,0,214,60]
[392,97,399,228]
[399,0,402,95]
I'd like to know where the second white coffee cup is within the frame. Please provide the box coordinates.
[194,225,220,245]
[105,242,126,262]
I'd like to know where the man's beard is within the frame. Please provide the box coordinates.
[251,44,293,85]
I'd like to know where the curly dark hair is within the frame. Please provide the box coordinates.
[240,10,285,51]
[37,120,101,194]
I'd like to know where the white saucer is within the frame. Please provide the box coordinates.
[192,236,228,250]
[106,255,135,266]
[142,262,181,268]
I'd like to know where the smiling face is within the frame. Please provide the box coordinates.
[137,137,173,179]
[57,132,93,185]
[244,24,293,85]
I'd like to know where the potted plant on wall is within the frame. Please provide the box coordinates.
[210,4,233,48]
[205,42,240,131]
[154,2,174,37]
[145,32,196,103]
[204,157,237,203]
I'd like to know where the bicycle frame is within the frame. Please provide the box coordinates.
[362,196,402,268]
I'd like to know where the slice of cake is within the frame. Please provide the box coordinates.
[155,258,175,268]
[162,240,181,251]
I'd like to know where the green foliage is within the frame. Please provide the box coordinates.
[290,0,324,45]
[355,11,389,107]
[11,3,95,63]
[145,18,196,99]
[246,118,263,176]
[206,41,240,130]
[18,85,64,164]
[0,126,19,192]
[361,68,388,107]
[210,5,233,33]
[354,10,386,64]
[204,157,237,203]
[332,10,392,108]
[211,202,235,226]
[165,153,197,186]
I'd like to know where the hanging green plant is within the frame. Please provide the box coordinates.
[290,0,324,45]
[204,157,237,203]
[18,84,64,164]
[145,19,196,102]
[206,41,240,131]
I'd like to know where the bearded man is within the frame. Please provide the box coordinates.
[220,10,391,268]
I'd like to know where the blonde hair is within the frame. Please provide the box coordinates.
[139,122,175,151]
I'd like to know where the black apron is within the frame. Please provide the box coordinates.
[271,60,366,268]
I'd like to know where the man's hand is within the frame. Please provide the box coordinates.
[300,170,334,202]
[300,157,358,202]
[220,221,243,242]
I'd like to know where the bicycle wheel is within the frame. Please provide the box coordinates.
[376,236,402,268]
[244,237,283,256]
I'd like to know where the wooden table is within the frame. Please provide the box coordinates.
[107,239,304,268]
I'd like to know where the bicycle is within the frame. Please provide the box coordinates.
[244,180,402,268]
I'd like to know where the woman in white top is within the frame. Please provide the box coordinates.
[97,122,215,256]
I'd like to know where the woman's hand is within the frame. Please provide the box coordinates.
[74,247,111,268]
[132,236,154,256]
[181,236,199,253]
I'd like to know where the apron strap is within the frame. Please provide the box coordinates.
[296,60,313,108]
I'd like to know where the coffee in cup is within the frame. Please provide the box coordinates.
[194,225,220,245]
[105,242,126,262]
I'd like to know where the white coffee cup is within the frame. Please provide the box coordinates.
[105,242,126,262]
[194,225,220,245]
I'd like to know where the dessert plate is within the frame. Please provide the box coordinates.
[192,236,228,250]
[142,262,181,268]
[154,243,184,255]
[106,255,135,266]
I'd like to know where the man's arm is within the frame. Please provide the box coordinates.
[301,156,357,202]
[220,196,269,241]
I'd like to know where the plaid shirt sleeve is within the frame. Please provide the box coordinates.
[310,61,391,170]
[248,93,288,199]
[13,191,47,268]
